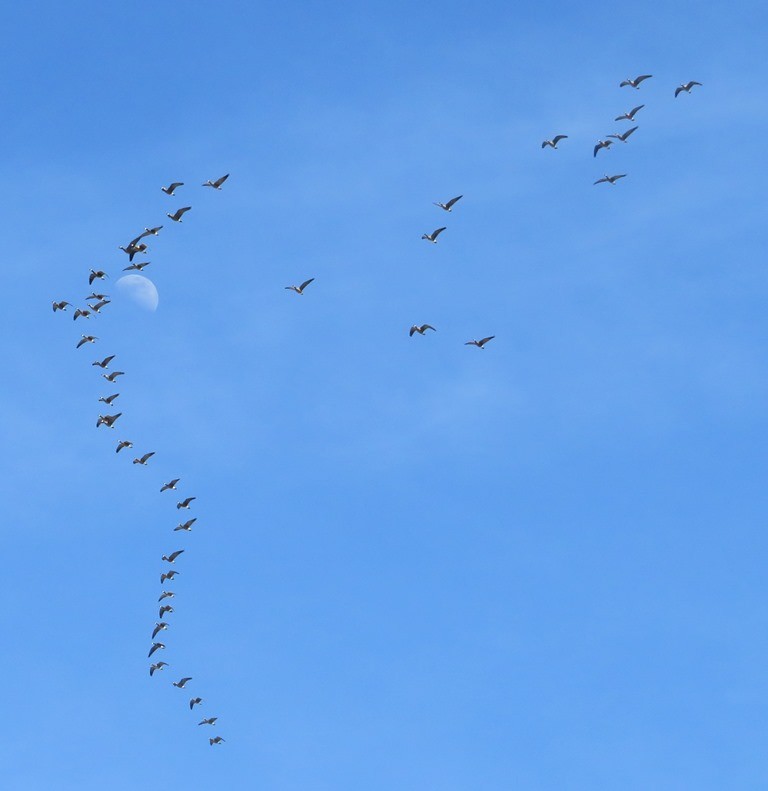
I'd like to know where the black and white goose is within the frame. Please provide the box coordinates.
[88,270,107,285]
[102,370,125,383]
[167,207,192,222]
[607,126,638,143]
[614,104,644,122]
[433,195,463,211]
[285,278,314,295]
[422,227,446,243]
[152,622,168,639]
[133,451,155,466]
[593,139,614,157]
[619,74,652,89]
[593,174,627,185]
[162,550,185,563]
[148,642,165,658]
[202,174,229,189]
[98,393,119,406]
[176,497,196,510]
[52,301,70,312]
[123,261,151,272]
[159,604,174,618]
[115,439,133,453]
[541,135,568,150]
[96,413,122,429]
[149,661,168,676]
[160,570,179,584]
[175,518,197,532]
[198,717,218,726]
[77,335,98,349]
[92,355,115,369]
[160,478,180,493]
[465,336,495,349]
[409,324,436,337]
[172,677,193,689]
[675,80,702,97]
[161,182,184,196]
[189,697,203,710]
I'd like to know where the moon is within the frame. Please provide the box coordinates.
[116,275,159,312]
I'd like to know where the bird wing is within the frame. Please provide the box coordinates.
[593,177,608,184]
[213,174,230,188]
[141,452,155,463]
[433,227,446,238]
[552,136,567,145]
[622,126,638,140]
[635,74,652,84]
[445,195,463,209]
[299,278,315,291]
[409,326,417,336]
[619,80,630,87]
[152,624,162,639]
[423,324,436,332]
[593,144,601,157]
[613,174,627,181]
[169,550,185,562]
[103,355,115,366]
[478,336,495,346]
[629,104,644,117]
[674,86,684,97]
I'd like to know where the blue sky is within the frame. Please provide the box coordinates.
[2,1,768,788]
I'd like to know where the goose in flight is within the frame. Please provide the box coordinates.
[133,451,156,466]
[161,182,184,196]
[615,104,644,122]
[162,550,185,563]
[73,308,92,321]
[410,324,436,336]
[158,591,175,602]
[593,139,614,157]
[115,439,133,453]
[92,355,115,369]
[160,570,179,584]
[123,261,151,272]
[85,292,109,302]
[422,227,446,243]
[607,126,638,143]
[159,605,174,618]
[175,518,197,532]
[620,74,652,89]
[172,677,193,689]
[593,173,627,185]
[198,717,218,726]
[76,335,98,348]
[89,299,111,314]
[142,226,163,237]
[89,270,107,285]
[167,207,192,222]
[52,300,70,312]
[102,370,125,383]
[675,80,702,97]
[202,174,229,189]
[285,278,315,295]
[149,661,168,676]
[96,413,122,429]
[433,195,463,211]
[98,393,120,406]
[119,242,148,261]
[148,642,165,658]
[190,697,203,710]
[465,336,495,349]
[177,497,196,510]
[209,737,225,746]
[152,622,168,639]
[541,135,568,150]
[160,478,181,493]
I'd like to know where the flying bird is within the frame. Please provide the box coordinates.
[166,207,191,222]
[73,308,92,321]
[162,550,185,563]
[175,518,197,532]
[285,278,314,295]
[202,174,229,189]
[161,182,184,196]
[85,292,109,302]
[209,737,225,746]
[189,697,203,710]
[160,570,179,584]
[607,126,638,143]
[115,439,133,453]
[149,661,168,676]
[133,451,156,466]
[92,355,115,369]
[88,270,107,285]
[158,591,175,602]
[89,299,111,314]
[465,336,495,349]
[148,642,165,658]
[142,226,163,237]
[409,324,436,337]
[152,622,168,639]
[198,717,218,726]
[433,195,463,211]
[593,139,614,157]
[119,242,148,261]
[52,301,70,312]
[102,371,125,383]
[172,677,193,689]
[159,604,174,618]
[123,261,151,272]
[593,174,627,185]
[422,227,446,243]
[541,135,568,149]
[98,393,120,406]
[675,80,702,97]
[619,74,652,89]
[77,335,98,349]
[615,104,644,122]
[96,413,122,429]
[177,497,196,510]
[160,478,180,493]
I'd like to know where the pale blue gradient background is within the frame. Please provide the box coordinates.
[2,1,768,788]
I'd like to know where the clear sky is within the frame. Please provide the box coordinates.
[2,1,768,788]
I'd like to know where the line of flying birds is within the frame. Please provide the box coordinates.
[53,174,231,746]
[541,75,702,185]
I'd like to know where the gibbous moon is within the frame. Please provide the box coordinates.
[116,275,159,312]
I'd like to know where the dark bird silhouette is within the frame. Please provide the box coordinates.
[148,642,165,658]
[77,335,98,349]
[615,104,644,122]
[96,413,122,429]
[465,336,495,349]
[119,242,147,261]
[167,207,192,222]
[190,697,203,710]
[152,622,168,639]
[115,439,133,453]
[123,261,151,272]
[149,661,168,676]
[607,126,638,143]
[177,497,196,510]
[541,135,568,150]
[161,182,184,196]
[102,370,125,383]
[620,74,652,89]
[92,355,115,369]
[160,478,180,493]
[133,451,156,466]
[175,518,197,532]
[98,393,120,406]
[88,270,107,285]
[410,324,436,336]
[433,195,463,211]
[285,278,315,295]
[159,604,174,619]
[161,570,179,584]
[52,301,70,312]
[675,80,702,97]
[173,677,193,689]
[158,591,175,602]
[73,308,92,321]
[199,717,218,726]
[209,737,225,746]
[593,139,614,157]
[593,174,627,185]
[422,227,446,243]
[162,550,185,563]
[202,174,229,189]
